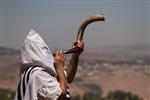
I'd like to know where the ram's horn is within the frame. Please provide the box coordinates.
[54,14,105,55]
[76,14,105,41]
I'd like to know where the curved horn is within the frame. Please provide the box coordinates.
[53,14,105,55]
[63,14,105,54]
[76,14,105,41]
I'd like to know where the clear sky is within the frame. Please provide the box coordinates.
[0,0,149,50]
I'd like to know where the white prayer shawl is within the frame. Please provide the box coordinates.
[20,29,56,75]
[14,67,62,100]
[14,30,70,100]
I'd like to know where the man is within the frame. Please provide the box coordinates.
[14,29,84,100]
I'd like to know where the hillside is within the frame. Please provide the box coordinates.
[0,45,149,100]
[0,47,19,55]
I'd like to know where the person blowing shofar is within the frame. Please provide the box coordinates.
[14,14,104,100]
[14,29,84,100]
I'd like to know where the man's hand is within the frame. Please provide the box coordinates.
[54,50,64,71]
[73,40,84,56]
[66,41,84,83]
[54,50,67,99]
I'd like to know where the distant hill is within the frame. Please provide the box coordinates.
[87,44,149,57]
[0,47,19,55]
[0,44,149,56]
[0,45,149,100]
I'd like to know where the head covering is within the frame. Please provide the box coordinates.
[20,29,56,75]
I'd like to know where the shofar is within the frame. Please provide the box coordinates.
[63,14,105,54]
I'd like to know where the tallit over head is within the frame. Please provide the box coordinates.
[21,29,56,75]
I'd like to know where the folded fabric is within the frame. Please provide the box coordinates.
[20,29,56,75]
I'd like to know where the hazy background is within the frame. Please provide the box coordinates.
[0,1,150,100]
[0,0,149,50]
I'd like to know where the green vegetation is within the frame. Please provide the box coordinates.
[0,88,143,100]
[84,84,102,95]
[0,88,15,100]
[72,90,143,100]
[107,90,143,100]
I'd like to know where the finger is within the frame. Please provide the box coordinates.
[78,41,84,45]
[78,45,84,49]
[55,50,62,56]
[58,50,63,55]
[77,41,84,48]
[77,40,84,43]
[73,41,84,48]
[77,40,84,44]
[59,50,63,54]
[72,41,78,48]
[55,50,59,56]
[58,50,64,57]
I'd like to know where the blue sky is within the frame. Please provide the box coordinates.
[0,0,149,50]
